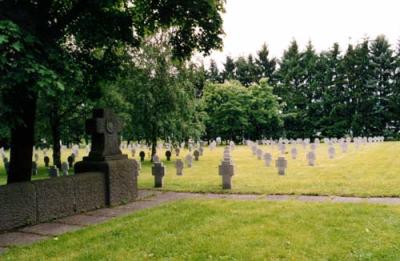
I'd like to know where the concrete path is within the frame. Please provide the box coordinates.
[1,189,400,254]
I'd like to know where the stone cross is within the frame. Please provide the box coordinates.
[165,150,172,161]
[152,162,165,188]
[61,162,69,176]
[310,143,317,151]
[256,148,263,160]
[291,147,298,159]
[175,159,184,176]
[278,143,286,154]
[251,145,257,156]
[263,153,272,167]
[152,154,160,163]
[341,142,348,153]
[275,157,287,175]
[306,151,316,166]
[84,109,126,161]
[185,154,193,168]
[44,156,50,167]
[193,150,200,161]
[219,156,234,189]
[139,151,145,161]
[67,155,75,168]
[328,146,335,159]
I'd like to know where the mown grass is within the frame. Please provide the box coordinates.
[1,142,400,197]
[3,199,400,260]
[137,142,400,197]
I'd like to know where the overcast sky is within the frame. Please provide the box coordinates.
[202,0,400,67]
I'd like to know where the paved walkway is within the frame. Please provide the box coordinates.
[1,190,400,254]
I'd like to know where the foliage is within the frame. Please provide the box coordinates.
[206,36,400,139]
[203,80,282,141]
[100,36,205,151]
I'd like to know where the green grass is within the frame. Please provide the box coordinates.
[137,142,400,197]
[1,142,400,197]
[3,199,400,260]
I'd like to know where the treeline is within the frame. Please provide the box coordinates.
[205,36,400,139]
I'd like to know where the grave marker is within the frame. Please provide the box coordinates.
[175,159,184,176]
[275,157,287,175]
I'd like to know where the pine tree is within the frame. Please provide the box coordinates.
[235,55,257,87]
[208,59,222,83]
[255,43,276,84]
[369,35,396,136]
[276,40,304,138]
[319,43,348,137]
[222,56,236,82]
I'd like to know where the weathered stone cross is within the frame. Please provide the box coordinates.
[85,109,126,161]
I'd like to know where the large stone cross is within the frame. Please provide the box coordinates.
[84,109,126,161]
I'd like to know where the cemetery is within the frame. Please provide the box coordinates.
[1,0,400,259]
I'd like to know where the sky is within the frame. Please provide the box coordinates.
[201,0,400,67]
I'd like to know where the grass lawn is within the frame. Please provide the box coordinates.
[1,142,400,197]
[3,199,400,260]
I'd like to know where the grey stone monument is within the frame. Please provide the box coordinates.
[193,150,200,161]
[152,162,165,188]
[291,147,298,159]
[44,156,50,167]
[185,154,193,168]
[175,159,184,176]
[328,146,335,159]
[256,148,263,160]
[263,153,272,167]
[74,108,137,206]
[275,157,287,175]
[199,147,204,156]
[218,154,234,189]
[61,162,69,176]
[306,151,316,166]
[175,148,180,157]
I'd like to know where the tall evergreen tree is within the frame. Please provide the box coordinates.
[276,40,305,138]
[369,35,396,135]
[222,56,235,82]
[255,43,276,84]
[208,59,222,83]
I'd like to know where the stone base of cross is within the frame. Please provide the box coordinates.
[75,109,137,207]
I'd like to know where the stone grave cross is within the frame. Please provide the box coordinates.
[84,109,126,161]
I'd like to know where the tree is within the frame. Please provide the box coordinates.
[276,40,305,138]
[0,0,224,183]
[203,81,250,141]
[222,56,235,82]
[208,59,222,83]
[318,43,348,137]
[255,43,276,84]
[369,35,396,136]
[102,36,205,157]
[235,55,258,87]
[247,79,283,139]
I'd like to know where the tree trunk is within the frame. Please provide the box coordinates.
[151,138,157,162]
[7,93,37,184]
[51,116,62,169]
